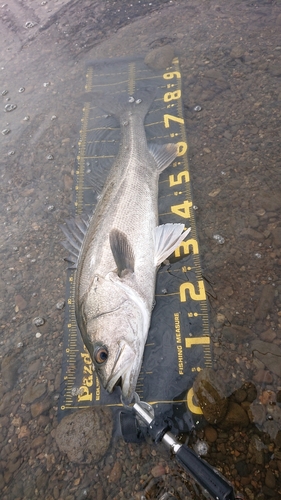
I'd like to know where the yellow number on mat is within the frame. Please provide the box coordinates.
[163,71,181,79]
[185,337,210,348]
[164,90,181,102]
[171,200,192,218]
[176,142,188,156]
[187,388,203,415]
[179,281,206,302]
[169,170,189,186]
[175,239,199,257]
[164,114,184,128]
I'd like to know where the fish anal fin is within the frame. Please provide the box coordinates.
[148,143,178,173]
[109,229,135,277]
[154,223,191,266]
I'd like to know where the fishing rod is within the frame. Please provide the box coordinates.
[121,393,243,500]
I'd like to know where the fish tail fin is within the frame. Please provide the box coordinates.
[83,87,157,122]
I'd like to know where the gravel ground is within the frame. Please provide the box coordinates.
[1,0,281,499]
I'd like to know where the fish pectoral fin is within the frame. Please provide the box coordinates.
[154,223,191,266]
[148,143,178,173]
[109,229,135,277]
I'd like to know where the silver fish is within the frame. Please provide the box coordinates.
[62,88,190,401]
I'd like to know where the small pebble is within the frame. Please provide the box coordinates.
[56,299,65,310]
[33,317,45,326]
[4,103,17,112]
[25,21,36,28]
[18,87,25,93]
[193,440,209,456]
[213,234,225,244]
[194,105,202,112]
[35,332,42,338]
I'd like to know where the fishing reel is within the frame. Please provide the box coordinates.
[120,393,244,500]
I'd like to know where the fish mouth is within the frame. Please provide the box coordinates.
[105,341,136,398]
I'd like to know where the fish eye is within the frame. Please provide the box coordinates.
[94,345,108,364]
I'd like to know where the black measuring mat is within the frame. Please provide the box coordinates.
[58,55,212,428]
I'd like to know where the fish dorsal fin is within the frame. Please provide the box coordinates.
[148,143,178,173]
[154,223,191,266]
[109,229,135,277]
[60,215,90,268]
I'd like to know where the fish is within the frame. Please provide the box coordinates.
[62,87,191,401]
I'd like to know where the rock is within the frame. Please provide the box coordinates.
[272,227,281,248]
[269,61,281,77]
[22,382,47,404]
[246,383,257,402]
[219,402,249,429]
[193,368,229,424]
[235,460,249,477]
[254,285,275,320]
[0,473,4,491]
[18,425,31,439]
[240,228,264,240]
[31,436,45,448]
[1,353,19,391]
[221,324,256,343]
[95,483,104,500]
[64,174,73,190]
[37,415,50,427]
[230,45,245,59]
[28,359,41,373]
[223,130,232,140]
[8,458,22,473]
[275,431,281,448]
[36,472,48,490]
[55,407,113,463]
[257,191,281,211]
[0,390,17,416]
[248,214,259,229]
[204,425,218,443]
[253,369,273,384]
[265,469,276,489]
[249,435,265,465]
[31,398,52,418]
[108,461,122,483]
[144,45,174,70]
[151,463,166,477]
[53,486,60,499]
[260,328,276,342]
[244,487,255,500]
[251,339,281,377]
[249,402,267,426]
[233,388,247,403]
[11,416,22,427]
[14,294,27,310]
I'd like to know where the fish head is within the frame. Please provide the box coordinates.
[84,292,149,402]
